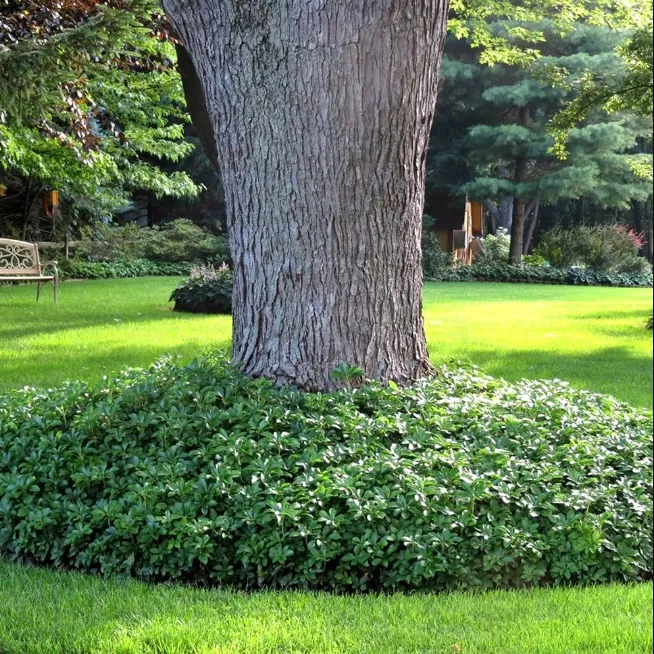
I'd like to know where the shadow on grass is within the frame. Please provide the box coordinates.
[576,309,652,321]
[451,345,653,408]
[0,308,219,342]
[5,341,650,409]
[0,340,232,391]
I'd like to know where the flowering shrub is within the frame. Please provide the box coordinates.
[476,227,511,264]
[536,225,650,273]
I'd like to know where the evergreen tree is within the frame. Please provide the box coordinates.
[429,23,653,259]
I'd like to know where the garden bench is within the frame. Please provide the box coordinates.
[0,238,59,303]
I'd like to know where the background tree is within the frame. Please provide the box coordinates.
[428,23,652,260]
[550,18,653,163]
[0,0,200,239]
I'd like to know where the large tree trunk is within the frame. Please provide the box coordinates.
[509,107,530,264]
[497,196,514,231]
[163,1,449,391]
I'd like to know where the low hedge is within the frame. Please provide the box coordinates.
[58,258,192,280]
[0,354,651,592]
[427,263,653,288]
[48,258,654,288]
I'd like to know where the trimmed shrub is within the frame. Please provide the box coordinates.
[56,259,653,287]
[58,258,192,280]
[0,354,651,592]
[426,262,653,287]
[422,237,455,278]
[170,264,233,314]
[522,254,548,267]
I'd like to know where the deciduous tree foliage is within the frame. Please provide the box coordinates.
[0,0,199,237]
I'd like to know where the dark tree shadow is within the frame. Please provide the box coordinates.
[442,345,653,408]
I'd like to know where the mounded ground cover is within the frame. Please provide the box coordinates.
[0,278,652,407]
[1,354,651,591]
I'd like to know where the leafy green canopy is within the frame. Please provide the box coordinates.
[0,0,649,220]
[0,0,199,216]
[549,22,653,173]
[451,0,645,63]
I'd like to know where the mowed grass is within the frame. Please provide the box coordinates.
[1,279,653,653]
[1,277,652,406]
[0,561,651,654]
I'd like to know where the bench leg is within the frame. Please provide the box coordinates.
[36,282,42,302]
[53,276,58,304]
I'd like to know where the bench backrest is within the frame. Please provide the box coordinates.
[0,239,41,276]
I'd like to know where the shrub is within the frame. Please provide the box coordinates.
[422,237,455,278]
[522,254,548,267]
[535,227,579,268]
[75,221,144,261]
[426,262,653,288]
[170,264,233,314]
[476,227,511,264]
[536,225,650,274]
[75,219,231,265]
[58,258,192,280]
[141,220,229,265]
[422,215,455,278]
[0,354,651,592]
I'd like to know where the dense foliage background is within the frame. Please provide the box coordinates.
[1,1,651,263]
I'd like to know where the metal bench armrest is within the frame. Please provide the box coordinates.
[40,260,59,276]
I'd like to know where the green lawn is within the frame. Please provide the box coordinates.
[1,277,651,406]
[0,561,651,654]
[1,277,653,653]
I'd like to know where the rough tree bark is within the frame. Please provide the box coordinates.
[163,1,450,390]
[509,106,530,264]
